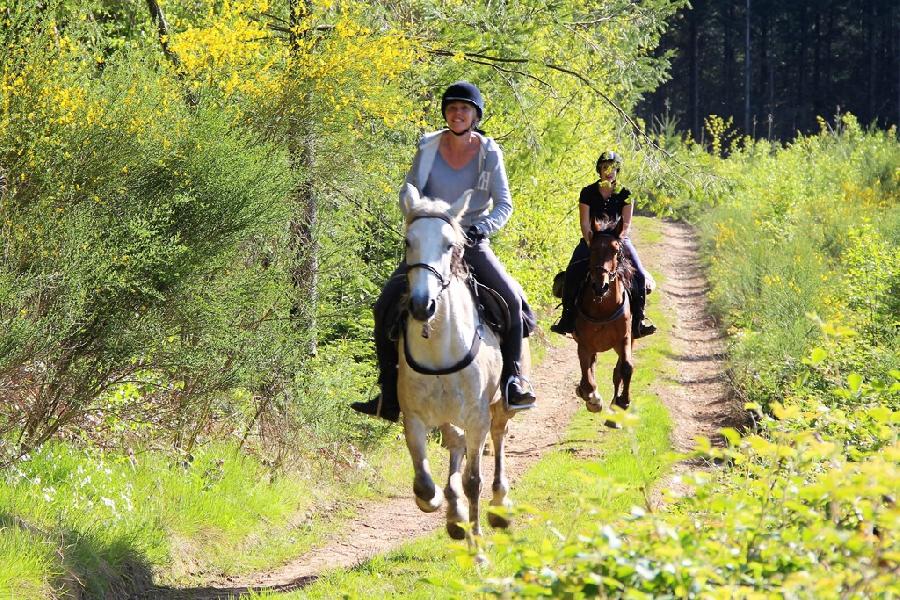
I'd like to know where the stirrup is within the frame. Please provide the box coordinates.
[502,376,535,412]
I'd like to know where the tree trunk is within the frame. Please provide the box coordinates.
[744,0,752,135]
[722,3,734,117]
[688,2,700,140]
[288,0,319,356]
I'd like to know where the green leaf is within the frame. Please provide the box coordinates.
[847,373,863,393]
[720,427,742,446]
[807,347,828,365]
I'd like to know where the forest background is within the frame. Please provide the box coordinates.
[0,0,897,597]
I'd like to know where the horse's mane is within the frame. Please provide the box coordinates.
[406,199,468,277]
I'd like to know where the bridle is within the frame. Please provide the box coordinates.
[588,233,624,300]
[578,232,628,325]
[402,214,483,376]
[405,214,457,295]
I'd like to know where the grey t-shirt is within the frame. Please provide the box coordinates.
[422,151,478,205]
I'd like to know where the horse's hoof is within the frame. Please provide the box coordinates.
[415,488,444,513]
[488,511,510,529]
[474,552,490,567]
[613,397,630,410]
[585,401,603,414]
[447,522,466,540]
[604,419,622,429]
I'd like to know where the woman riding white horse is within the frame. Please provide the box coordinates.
[394,186,514,538]
[352,81,536,422]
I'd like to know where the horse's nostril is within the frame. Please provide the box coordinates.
[426,299,436,318]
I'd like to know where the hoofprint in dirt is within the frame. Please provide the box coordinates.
[144,219,739,599]
[144,338,585,599]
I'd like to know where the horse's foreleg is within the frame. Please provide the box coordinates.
[577,344,602,412]
[613,357,623,401]
[487,402,511,529]
[613,344,634,410]
[441,424,468,540]
[404,415,443,513]
[462,425,488,538]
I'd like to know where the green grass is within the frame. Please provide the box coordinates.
[248,218,677,599]
[0,440,388,598]
[0,218,675,599]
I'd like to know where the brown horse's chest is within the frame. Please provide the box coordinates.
[575,286,632,352]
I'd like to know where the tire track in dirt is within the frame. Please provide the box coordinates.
[142,220,742,599]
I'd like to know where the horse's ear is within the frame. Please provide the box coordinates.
[400,183,421,216]
[451,189,473,221]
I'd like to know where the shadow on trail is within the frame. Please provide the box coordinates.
[139,577,317,600]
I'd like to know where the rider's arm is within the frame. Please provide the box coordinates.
[579,203,592,245]
[475,144,513,237]
[621,202,633,238]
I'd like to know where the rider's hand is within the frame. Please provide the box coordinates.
[465,224,485,245]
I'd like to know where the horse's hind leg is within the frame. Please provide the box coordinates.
[404,415,443,513]
[441,424,468,540]
[613,358,623,402]
[487,402,511,529]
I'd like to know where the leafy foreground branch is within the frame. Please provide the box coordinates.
[468,324,898,598]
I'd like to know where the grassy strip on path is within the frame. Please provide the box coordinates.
[249,218,676,599]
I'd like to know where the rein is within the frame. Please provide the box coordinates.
[402,213,484,376]
[402,317,484,376]
[578,290,628,324]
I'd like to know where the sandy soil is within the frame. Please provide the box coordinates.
[144,221,743,599]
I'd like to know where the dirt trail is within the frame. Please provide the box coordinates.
[144,221,739,599]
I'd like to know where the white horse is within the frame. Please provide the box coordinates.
[398,184,521,540]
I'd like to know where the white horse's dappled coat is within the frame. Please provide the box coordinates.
[397,183,515,540]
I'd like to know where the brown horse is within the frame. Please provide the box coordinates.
[573,218,635,415]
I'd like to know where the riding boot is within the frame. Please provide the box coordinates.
[351,369,400,422]
[352,295,402,422]
[550,303,576,335]
[503,361,536,407]
[629,275,656,339]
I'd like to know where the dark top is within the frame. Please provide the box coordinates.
[579,182,632,226]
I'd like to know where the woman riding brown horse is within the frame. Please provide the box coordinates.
[574,217,635,415]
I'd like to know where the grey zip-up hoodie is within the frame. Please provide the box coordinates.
[399,129,513,237]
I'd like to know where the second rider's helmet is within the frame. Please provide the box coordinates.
[596,150,623,174]
[441,81,484,120]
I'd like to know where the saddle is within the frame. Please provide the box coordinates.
[387,275,536,342]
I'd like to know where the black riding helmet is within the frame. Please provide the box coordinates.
[441,81,484,120]
[595,150,623,174]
